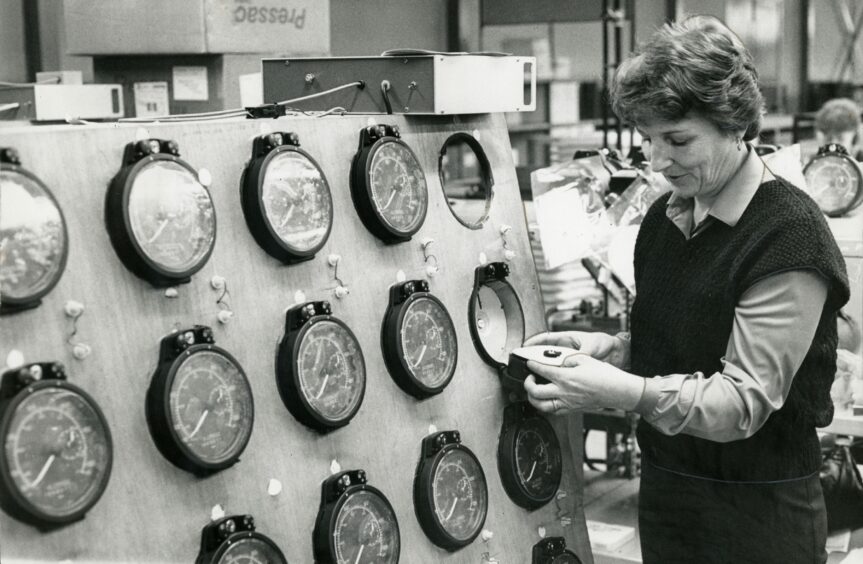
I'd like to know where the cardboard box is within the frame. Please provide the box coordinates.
[64,0,329,55]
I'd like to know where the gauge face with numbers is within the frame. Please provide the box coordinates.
[333,489,400,564]
[515,416,562,501]
[127,159,216,273]
[803,152,863,216]
[0,165,68,309]
[400,296,457,390]
[294,319,366,428]
[168,349,254,466]
[384,284,458,399]
[215,536,288,564]
[368,141,428,235]
[532,537,583,564]
[1,383,112,524]
[260,149,333,253]
[499,403,562,510]
[431,447,488,543]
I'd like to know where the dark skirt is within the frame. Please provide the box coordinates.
[639,459,828,564]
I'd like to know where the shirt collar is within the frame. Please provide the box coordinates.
[666,145,765,228]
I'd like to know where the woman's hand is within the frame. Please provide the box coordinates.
[523,330,629,369]
[523,353,643,415]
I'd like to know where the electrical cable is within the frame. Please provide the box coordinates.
[0,78,61,90]
[118,80,365,123]
[275,80,364,106]
[380,80,393,115]
[316,106,347,117]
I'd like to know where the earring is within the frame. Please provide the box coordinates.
[736,137,742,150]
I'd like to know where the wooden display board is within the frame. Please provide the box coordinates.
[0,114,591,563]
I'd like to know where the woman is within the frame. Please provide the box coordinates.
[524,16,850,564]
[814,97,863,161]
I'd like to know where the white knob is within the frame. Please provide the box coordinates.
[72,343,92,360]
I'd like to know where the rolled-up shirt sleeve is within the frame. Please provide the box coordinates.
[633,269,829,443]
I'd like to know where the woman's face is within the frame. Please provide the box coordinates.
[637,114,745,200]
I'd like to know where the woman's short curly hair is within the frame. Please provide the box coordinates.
[610,15,764,141]
[814,98,861,138]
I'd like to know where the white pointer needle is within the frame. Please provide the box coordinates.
[31,454,56,488]
[526,460,537,482]
[445,497,458,521]
[190,409,209,438]
[315,374,330,400]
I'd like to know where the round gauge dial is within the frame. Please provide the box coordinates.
[147,328,254,476]
[803,152,863,217]
[0,382,112,526]
[415,432,488,550]
[432,448,488,542]
[197,514,288,564]
[215,537,287,563]
[499,404,562,510]
[368,141,428,234]
[383,282,458,399]
[0,163,68,311]
[127,159,216,273]
[334,489,400,564]
[297,320,365,424]
[277,304,367,433]
[351,126,428,244]
[400,296,457,389]
[515,420,561,499]
[106,141,217,287]
[168,350,254,466]
[261,151,332,252]
[241,133,334,264]
[532,537,583,564]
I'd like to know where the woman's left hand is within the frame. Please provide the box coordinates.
[523,353,644,415]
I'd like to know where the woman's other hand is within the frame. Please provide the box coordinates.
[523,330,629,369]
[523,353,643,415]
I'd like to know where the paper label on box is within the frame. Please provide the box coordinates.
[239,73,263,107]
[172,66,209,101]
[133,82,170,117]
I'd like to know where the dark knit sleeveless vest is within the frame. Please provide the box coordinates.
[631,177,850,482]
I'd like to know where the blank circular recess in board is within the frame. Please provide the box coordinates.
[350,123,428,243]
[468,262,526,368]
[381,279,458,399]
[313,469,400,564]
[195,514,288,564]
[105,138,216,287]
[413,430,488,551]
[276,301,366,433]
[0,148,69,315]
[438,132,494,229]
[240,131,333,263]
[0,362,112,529]
[803,143,863,217]
[145,325,254,476]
